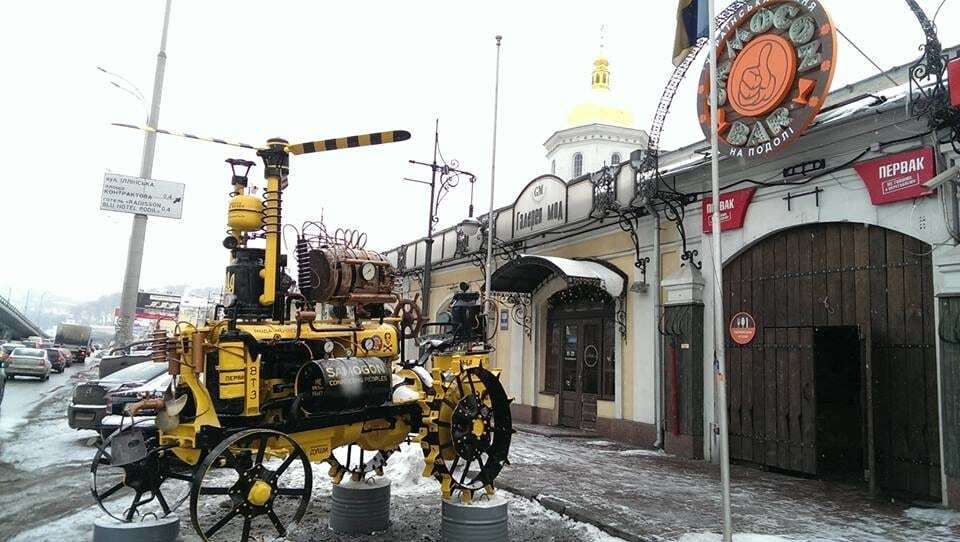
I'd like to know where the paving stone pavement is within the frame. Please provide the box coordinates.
[497,431,960,541]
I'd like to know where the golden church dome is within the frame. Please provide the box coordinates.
[567,55,635,128]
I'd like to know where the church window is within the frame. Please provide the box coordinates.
[611,152,621,165]
[573,153,583,177]
[551,159,556,175]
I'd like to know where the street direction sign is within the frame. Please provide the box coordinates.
[100,172,185,219]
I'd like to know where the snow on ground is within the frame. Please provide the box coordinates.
[508,492,626,542]
[9,506,107,542]
[610,448,668,458]
[904,506,960,527]
[583,440,617,447]
[382,441,429,493]
[679,535,791,542]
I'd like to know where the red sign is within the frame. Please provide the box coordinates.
[730,312,757,346]
[854,147,936,205]
[949,57,960,108]
[702,188,757,234]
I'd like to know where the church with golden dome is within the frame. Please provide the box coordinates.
[544,50,649,180]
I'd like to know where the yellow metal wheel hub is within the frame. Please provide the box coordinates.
[471,418,486,438]
[247,480,273,506]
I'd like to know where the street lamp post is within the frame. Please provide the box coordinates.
[115,0,173,346]
[406,121,476,324]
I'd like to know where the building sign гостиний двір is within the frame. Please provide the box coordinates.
[513,175,567,236]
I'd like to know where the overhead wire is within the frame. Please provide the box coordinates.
[836,27,901,87]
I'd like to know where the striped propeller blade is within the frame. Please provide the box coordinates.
[111,123,265,151]
[285,130,411,155]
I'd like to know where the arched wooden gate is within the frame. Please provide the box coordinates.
[723,222,941,500]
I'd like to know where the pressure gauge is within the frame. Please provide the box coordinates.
[361,337,375,351]
[323,341,335,354]
[361,262,377,282]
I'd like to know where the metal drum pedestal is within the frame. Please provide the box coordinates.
[330,478,391,534]
[93,516,180,542]
[441,497,508,542]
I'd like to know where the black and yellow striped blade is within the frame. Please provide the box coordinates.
[285,130,411,155]
[112,123,265,151]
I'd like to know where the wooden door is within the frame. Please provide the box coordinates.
[579,321,601,430]
[723,222,941,499]
[559,322,581,427]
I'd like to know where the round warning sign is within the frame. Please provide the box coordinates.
[730,312,757,346]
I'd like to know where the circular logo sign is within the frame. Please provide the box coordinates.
[698,1,837,161]
[729,312,757,346]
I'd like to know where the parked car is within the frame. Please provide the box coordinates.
[67,362,169,433]
[45,348,68,373]
[1,342,22,363]
[4,347,52,381]
[98,351,153,378]
[0,359,6,409]
[100,372,173,437]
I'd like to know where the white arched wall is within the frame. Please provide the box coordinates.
[689,173,958,463]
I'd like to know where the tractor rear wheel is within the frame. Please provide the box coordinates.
[189,429,313,542]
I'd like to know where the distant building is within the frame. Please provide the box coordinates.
[545,53,648,179]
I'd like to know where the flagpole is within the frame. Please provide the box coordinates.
[483,35,502,315]
[708,1,733,541]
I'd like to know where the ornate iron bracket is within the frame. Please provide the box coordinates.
[616,207,652,286]
[590,165,621,218]
[905,0,947,118]
[904,0,959,151]
[396,243,408,272]
[492,291,532,340]
[467,221,523,281]
[616,297,628,342]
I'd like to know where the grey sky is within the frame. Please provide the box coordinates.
[2,0,957,302]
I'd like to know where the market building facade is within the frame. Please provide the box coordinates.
[383,44,960,509]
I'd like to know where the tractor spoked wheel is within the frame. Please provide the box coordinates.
[190,429,312,542]
[90,426,192,523]
[327,444,394,484]
[427,366,512,502]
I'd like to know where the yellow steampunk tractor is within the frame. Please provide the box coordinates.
[91,128,513,541]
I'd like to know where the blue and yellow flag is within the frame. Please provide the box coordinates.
[673,0,709,66]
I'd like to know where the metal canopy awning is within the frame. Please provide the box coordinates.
[490,255,626,297]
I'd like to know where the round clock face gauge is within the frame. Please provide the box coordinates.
[361,263,377,281]
[323,341,335,354]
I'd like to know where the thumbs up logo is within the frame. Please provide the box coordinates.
[728,34,797,118]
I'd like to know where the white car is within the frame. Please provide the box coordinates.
[100,371,173,436]
[4,347,52,381]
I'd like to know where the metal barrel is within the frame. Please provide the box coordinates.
[441,498,508,542]
[329,479,391,534]
[93,516,180,542]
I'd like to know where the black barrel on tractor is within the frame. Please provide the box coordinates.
[295,357,391,414]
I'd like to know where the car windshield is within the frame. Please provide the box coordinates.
[100,362,167,383]
[11,348,43,358]
[45,349,60,358]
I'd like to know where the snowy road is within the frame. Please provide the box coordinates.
[0,364,624,542]
[0,362,102,540]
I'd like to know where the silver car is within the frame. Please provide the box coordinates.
[5,347,52,381]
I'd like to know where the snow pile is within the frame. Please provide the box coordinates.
[616,448,667,458]
[508,493,626,542]
[679,534,792,542]
[904,507,960,527]
[584,440,617,447]
[383,441,428,493]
